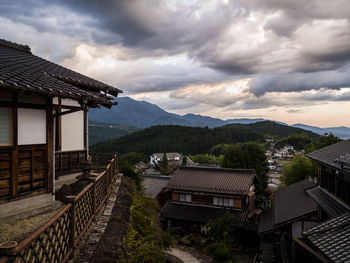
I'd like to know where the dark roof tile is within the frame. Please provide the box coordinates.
[303,212,350,263]
[166,166,255,195]
[0,38,122,107]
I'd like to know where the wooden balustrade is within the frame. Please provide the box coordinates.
[0,153,119,263]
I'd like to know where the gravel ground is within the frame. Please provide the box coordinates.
[0,209,61,243]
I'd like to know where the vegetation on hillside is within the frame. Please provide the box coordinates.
[90,121,319,155]
[282,154,317,186]
[222,142,269,205]
[125,189,168,263]
[275,133,313,150]
[88,122,140,145]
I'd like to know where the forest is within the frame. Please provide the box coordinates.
[90,121,319,155]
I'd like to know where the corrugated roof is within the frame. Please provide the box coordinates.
[307,139,350,172]
[303,212,350,263]
[166,166,255,195]
[159,200,248,226]
[274,179,317,225]
[0,38,122,107]
[306,186,350,218]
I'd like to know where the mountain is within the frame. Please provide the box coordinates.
[292,124,350,139]
[88,122,140,146]
[89,96,350,139]
[90,121,320,154]
[89,97,276,128]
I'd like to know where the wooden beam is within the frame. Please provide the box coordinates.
[46,97,53,193]
[53,107,84,118]
[84,108,88,150]
[11,93,18,196]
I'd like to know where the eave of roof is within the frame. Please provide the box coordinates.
[0,38,122,108]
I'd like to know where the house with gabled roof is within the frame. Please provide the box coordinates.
[159,166,259,233]
[292,139,350,262]
[0,38,121,205]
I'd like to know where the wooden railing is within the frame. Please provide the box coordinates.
[0,153,118,263]
[55,150,88,177]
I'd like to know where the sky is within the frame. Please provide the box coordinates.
[1,0,350,127]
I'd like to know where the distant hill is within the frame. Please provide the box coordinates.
[88,122,140,146]
[292,124,350,139]
[89,96,349,139]
[89,97,274,128]
[90,121,320,155]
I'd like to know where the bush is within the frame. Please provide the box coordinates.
[125,191,166,263]
[208,242,230,261]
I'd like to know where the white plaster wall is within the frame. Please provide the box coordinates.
[61,98,80,107]
[61,110,84,151]
[18,94,46,104]
[18,108,46,145]
[0,90,12,101]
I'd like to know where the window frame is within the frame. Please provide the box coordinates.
[0,107,13,147]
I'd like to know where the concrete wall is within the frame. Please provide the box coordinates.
[61,110,84,151]
[18,108,46,145]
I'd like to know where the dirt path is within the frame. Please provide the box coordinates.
[167,248,202,263]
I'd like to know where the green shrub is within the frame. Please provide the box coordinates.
[208,242,230,261]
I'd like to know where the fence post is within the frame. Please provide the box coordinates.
[90,178,97,217]
[66,196,77,253]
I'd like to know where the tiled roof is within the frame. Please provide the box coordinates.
[303,212,350,263]
[257,208,275,234]
[307,139,350,172]
[258,179,317,235]
[274,179,317,225]
[166,166,255,195]
[0,39,122,107]
[306,186,350,218]
[159,200,248,226]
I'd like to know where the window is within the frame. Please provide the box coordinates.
[179,193,192,203]
[213,196,241,208]
[0,108,12,146]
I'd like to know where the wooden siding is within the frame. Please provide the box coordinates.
[320,164,350,206]
[55,150,87,177]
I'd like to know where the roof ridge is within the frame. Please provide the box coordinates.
[0,38,31,54]
[304,214,350,236]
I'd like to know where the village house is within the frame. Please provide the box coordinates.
[258,178,319,262]
[0,39,121,206]
[150,152,181,167]
[293,139,350,262]
[159,166,259,233]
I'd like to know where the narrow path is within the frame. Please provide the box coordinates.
[167,248,201,263]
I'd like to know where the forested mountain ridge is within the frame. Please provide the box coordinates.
[90,121,319,155]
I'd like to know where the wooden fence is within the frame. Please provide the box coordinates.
[0,153,118,263]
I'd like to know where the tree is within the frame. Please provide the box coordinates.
[181,156,187,166]
[306,133,341,153]
[210,144,230,157]
[282,154,317,186]
[222,142,269,205]
[161,153,168,169]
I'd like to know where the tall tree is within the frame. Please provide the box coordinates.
[282,154,317,186]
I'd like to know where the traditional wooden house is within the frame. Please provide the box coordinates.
[257,179,319,262]
[159,166,258,233]
[150,152,181,167]
[0,39,122,204]
[292,139,350,262]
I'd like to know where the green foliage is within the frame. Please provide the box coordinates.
[275,133,314,150]
[90,121,318,155]
[207,212,236,262]
[125,191,166,263]
[119,152,148,166]
[306,133,342,153]
[208,242,230,261]
[161,153,168,169]
[88,122,139,146]
[181,156,187,166]
[282,154,317,186]
[190,154,222,165]
[119,161,142,189]
[222,142,269,205]
[210,144,231,156]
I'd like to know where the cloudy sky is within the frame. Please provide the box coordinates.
[1,0,350,127]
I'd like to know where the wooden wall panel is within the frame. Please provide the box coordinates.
[0,152,11,198]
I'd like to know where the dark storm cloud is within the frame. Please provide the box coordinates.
[1,0,350,97]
